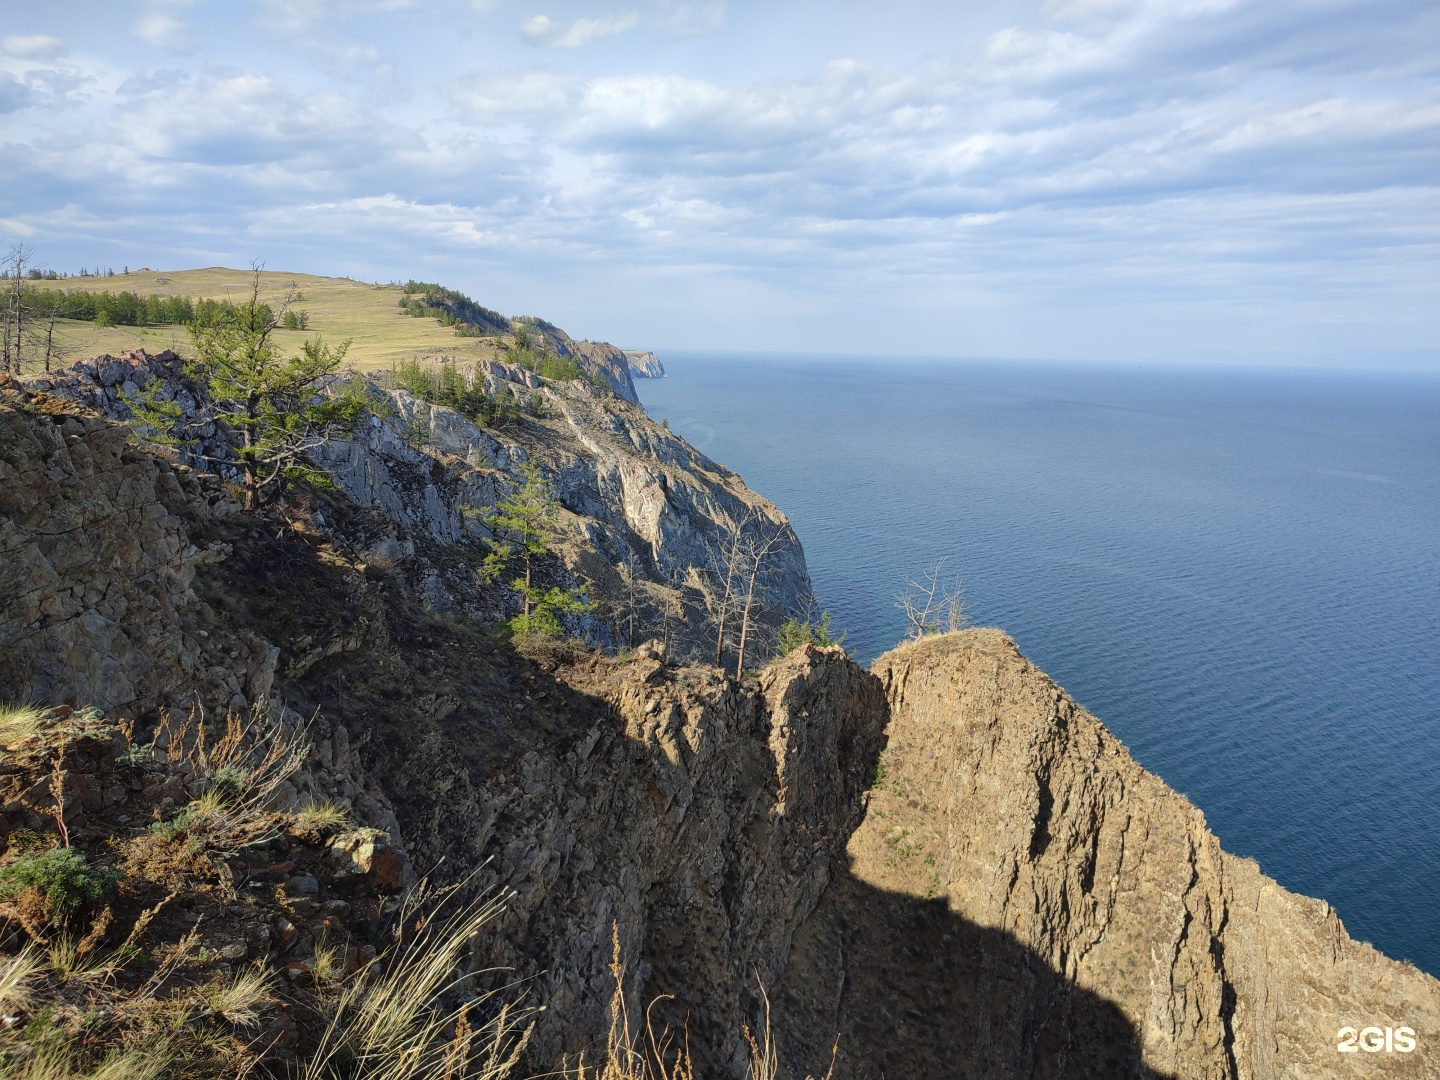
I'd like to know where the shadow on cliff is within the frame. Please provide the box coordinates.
[193,513,1173,1079]
[188,505,618,874]
[772,865,1179,1080]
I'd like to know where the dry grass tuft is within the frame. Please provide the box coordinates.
[147,703,309,853]
[564,926,837,1080]
[46,935,109,987]
[0,1047,168,1080]
[293,801,350,832]
[195,966,272,1029]
[0,702,47,748]
[0,947,43,1016]
[300,886,533,1080]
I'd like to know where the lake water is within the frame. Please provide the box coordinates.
[636,352,1440,976]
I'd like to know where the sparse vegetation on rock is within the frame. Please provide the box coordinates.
[6,266,1436,1080]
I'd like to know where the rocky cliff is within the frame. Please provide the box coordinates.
[517,317,639,402]
[0,377,880,1075]
[456,645,887,1073]
[624,350,667,378]
[3,374,1437,1079]
[774,630,1440,1079]
[21,350,813,663]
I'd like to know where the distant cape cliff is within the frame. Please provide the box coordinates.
[624,349,666,378]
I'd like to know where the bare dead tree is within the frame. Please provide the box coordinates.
[705,510,755,668]
[26,285,68,373]
[733,523,788,678]
[612,555,650,646]
[658,570,686,661]
[3,245,34,375]
[897,557,968,640]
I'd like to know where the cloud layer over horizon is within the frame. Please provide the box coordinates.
[1,0,1436,365]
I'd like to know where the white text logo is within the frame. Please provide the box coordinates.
[1336,1026,1417,1053]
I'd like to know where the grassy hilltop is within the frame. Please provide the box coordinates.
[27,267,516,371]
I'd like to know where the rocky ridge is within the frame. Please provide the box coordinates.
[0,380,878,1074]
[19,350,813,662]
[515,317,639,402]
[774,630,1440,1078]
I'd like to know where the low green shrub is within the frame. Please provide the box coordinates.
[0,848,121,923]
[776,610,847,654]
[207,765,249,804]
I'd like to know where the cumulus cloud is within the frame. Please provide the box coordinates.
[2,35,67,60]
[1,0,1436,359]
[521,12,640,49]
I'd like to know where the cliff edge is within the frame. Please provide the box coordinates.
[625,350,667,378]
[775,629,1440,1078]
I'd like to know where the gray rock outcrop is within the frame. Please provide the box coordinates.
[0,383,207,715]
[515,317,639,402]
[624,350,666,378]
[22,350,814,662]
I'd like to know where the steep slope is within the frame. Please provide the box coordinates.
[22,349,813,662]
[775,630,1440,1079]
[0,379,882,1075]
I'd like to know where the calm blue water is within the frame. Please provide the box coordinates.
[636,352,1440,976]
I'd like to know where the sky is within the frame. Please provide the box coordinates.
[0,0,1437,366]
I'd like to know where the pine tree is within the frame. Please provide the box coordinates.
[126,267,368,510]
[478,463,592,636]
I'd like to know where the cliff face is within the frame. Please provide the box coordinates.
[0,382,877,1074]
[624,350,667,378]
[0,377,403,836]
[774,630,1440,1079]
[516,317,639,402]
[456,645,887,1073]
[0,385,225,716]
[23,350,814,662]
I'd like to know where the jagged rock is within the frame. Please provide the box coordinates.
[326,828,416,890]
[0,378,200,716]
[512,318,639,403]
[774,629,1440,1079]
[459,645,889,1074]
[305,370,812,658]
[21,352,812,660]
